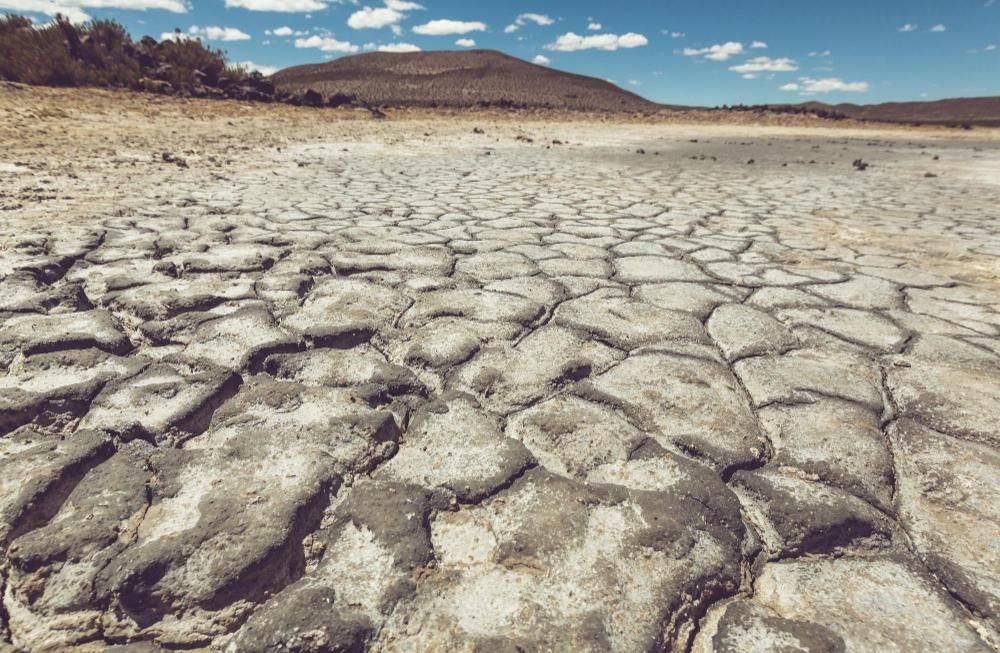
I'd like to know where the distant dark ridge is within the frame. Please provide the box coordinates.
[270,49,659,113]
[714,98,1000,127]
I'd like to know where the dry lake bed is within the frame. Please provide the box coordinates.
[1,86,999,652]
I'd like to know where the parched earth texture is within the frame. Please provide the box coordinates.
[1,92,1000,652]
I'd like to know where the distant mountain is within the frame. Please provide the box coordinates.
[270,49,658,112]
[796,97,1000,126]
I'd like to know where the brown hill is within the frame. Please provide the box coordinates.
[270,49,658,112]
[798,97,1000,126]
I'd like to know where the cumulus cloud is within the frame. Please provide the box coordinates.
[225,0,326,11]
[897,23,918,32]
[412,19,486,35]
[378,41,419,52]
[930,24,946,32]
[235,60,278,75]
[729,56,797,73]
[683,41,744,61]
[532,54,551,65]
[545,31,648,52]
[266,25,308,36]
[504,12,553,33]
[455,37,475,47]
[295,34,359,52]
[750,40,767,49]
[185,25,251,40]
[780,77,870,93]
[348,7,402,29]
[587,21,601,30]
[3,0,187,23]
[345,0,422,30]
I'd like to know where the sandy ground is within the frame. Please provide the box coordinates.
[1,85,999,652]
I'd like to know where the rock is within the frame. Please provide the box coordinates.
[301,89,324,107]
[374,467,744,651]
[693,600,846,653]
[326,91,356,107]
[0,310,131,365]
[734,348,884,412]
[753,558,991,652]
[731,468,893,557]
[890,419,1000,619]
[0,427,114,545]
[554,290,708,350]
[449,325,622,412]
[613,256,712,283]
[581,352,767,471]
[78,360,241,444]
[377,393,534,501]
[887,358,1000,447]
[0,349,147,435]
[758,399,894,510]
[707,303,799,361]
[138,77,173,94]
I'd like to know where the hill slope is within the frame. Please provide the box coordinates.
[271,49,657,112]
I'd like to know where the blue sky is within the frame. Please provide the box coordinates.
[4,0,999,105]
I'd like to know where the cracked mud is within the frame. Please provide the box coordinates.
[1,90,999,652]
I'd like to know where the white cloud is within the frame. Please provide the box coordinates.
[235,60,279,75]
[587,21,601,30]
[930,24,946,32]
[781,77,870,93]
[545,31,648,52]
[750,40,767,49]
[226,0,326,11]
[627,79,639,85]
[532,54,551,65]
[345,1,423,30]
[808,49,831,57]
[349,7,403,29]
[504,12,553,33]
[985,44,997,50]
[455,37,475,47]
[729,56,798,73]
[185,25,251,41]
[897,23,918,32]
[742,73,756,79]
[683,41,745,61]
[665,30,685,38]
[295,34,359,52]
[269,25,293,36]
[3,0,187,23]
[412,19,486,35]
[378,41,420,52]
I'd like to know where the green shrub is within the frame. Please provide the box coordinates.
[0,14,247,90]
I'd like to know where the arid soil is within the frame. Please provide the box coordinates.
[1,85,999,652]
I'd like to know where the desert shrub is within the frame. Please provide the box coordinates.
[152,32,228,87]
[0,14,241,91]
